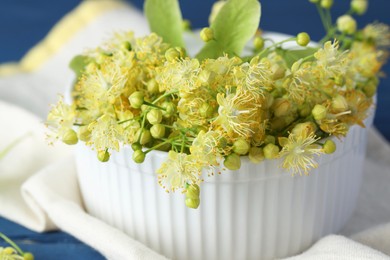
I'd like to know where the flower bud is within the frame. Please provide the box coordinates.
[296,32,311,47]
[147,109,163,125]
[264,135,276,145]
[323,139,336,154]
[200,27,214,42]
[147,79,159,94]
[253,36,265,50]
[199,102,214,118]
[137,129,152,145]
[218,137,228,149]
[332,95,349,112]
[337,15,357,35]
[298,103,311,117]
[263,143,280,159]
[131,142,142,151]
[165,48,181,62]
[321,0,333,9]
[120,41,132,51]
[97,150,110,162]
[223,153,241,170]
[362,78,378,98]
[129,91,144,109]
[312,104,327,121]
[185,198,200,209]
[351,0,368,15]
[4,247,15,255]
[292,122,317,136]
[62,129,78,145]
[186,184,200,199]
[249,147,265,163]
[162,102,176,118]
[150,124,166,139]
[232,138,250,155]
[132,149,145,163]
[273,98,291,117]
[175,47,187,58]
[23,252,35,260]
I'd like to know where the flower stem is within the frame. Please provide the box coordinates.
[0,232,24,255]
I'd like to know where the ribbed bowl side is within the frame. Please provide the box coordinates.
[75,121,369,260]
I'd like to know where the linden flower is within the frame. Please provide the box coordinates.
[363,23,390,49]
[284,61,315,103]
[191,130,227,166]
[46,96,76,142]
[279,132,323,176]
[88,115,124,152]
[157,151,203,192]
[201,55,241,89]
[76,62,129,112]
[314,41,349,78]
[157,58,200,95]
[234,57,273,95]
[348,42,383,78]
[214,90,262,138]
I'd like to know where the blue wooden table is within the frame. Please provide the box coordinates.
[0,0,389,259]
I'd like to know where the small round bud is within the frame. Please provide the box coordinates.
[334,75,346,86]
[273,98,291,117]
[218,137,228,149]
[351,0,368,15]
[263,143,280,159]
[264,135,276,145]
[129,91,144,109]
[312,104,327,121]
[185,198,200,209]
[362,79,378,98]
[321,0,333,9]
[298,103,311,117]
[97,150,110,162]
[162,102,176,118]
[147,109,163,125]
[323,139,336,154]
[62,129,78,145]
[200,27,214,42]
[131,142,142,151]
[199,103,214,118]
[248,147,265,163]
[292,122,317,136]
[253,36,265,50]
[296,32,311,47]
[120,41,132,51]
[4,247,15,255]
[150,124,166,139]
[337,15,357,35]
[165,48,181,62]
[182,19,192,31]
[137,129,152,145]
[332,95,349,112]
[223,153,241,171]
[23,253,35,260]
[186,184,200,199]
[232,138,250,155]
[132,149,146,163]
[147,79,159,94]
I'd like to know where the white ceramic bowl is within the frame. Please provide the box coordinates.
[75,109,374,260]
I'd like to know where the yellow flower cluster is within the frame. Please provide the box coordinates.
[47,19,389,207]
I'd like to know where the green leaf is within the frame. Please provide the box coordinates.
[144,0,185,47]
[69,55,90,78]
[275,48,317,67]
[196,0,261,60]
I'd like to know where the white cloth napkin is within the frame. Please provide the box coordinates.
[0,1,390,259]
